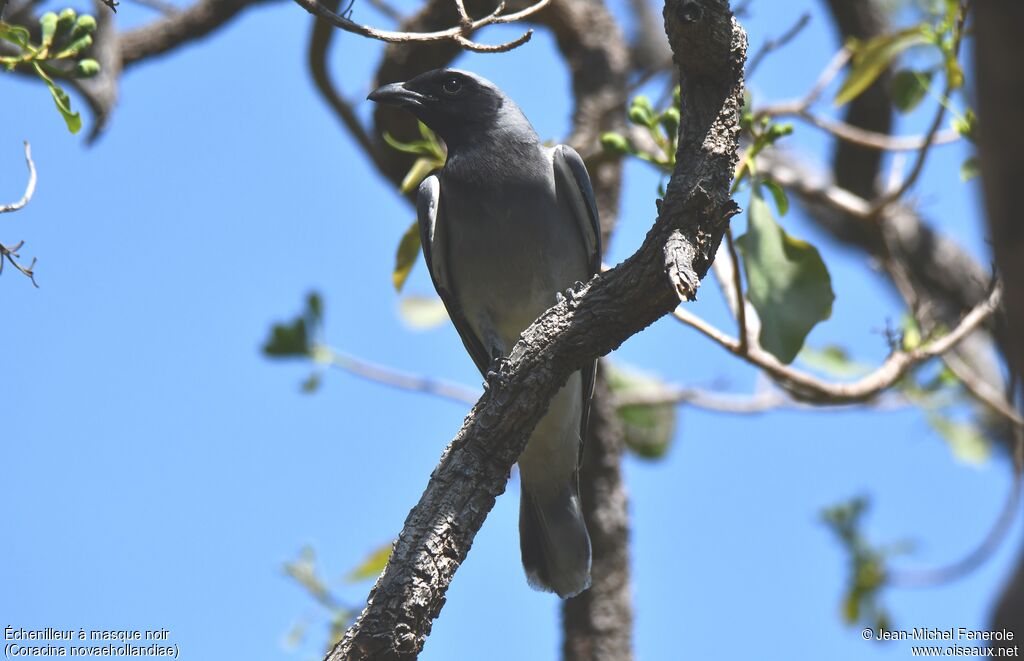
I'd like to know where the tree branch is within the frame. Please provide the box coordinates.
[0,141,37,214]
[293,0,549,53]
[326,2,746,657]
[672,285,1005,407]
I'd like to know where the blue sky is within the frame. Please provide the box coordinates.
[2,1,1017,660]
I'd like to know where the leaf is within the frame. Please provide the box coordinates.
[398,295,448,330]
[345,543,392,582]
[0,22,32,49]
[400,157,438,195]
[263,317,309,357]
[736,188,835,364]
[890,69,932,113]
[392,220,421,292]
[953,109,977,143]
[835,28,928,106]
[46,79,81,133]
[959,156,979,182]
[763,179,789,216]
[927,414,990,465]
[605,363,677,460]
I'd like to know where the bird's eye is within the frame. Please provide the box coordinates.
[441,78,462,95]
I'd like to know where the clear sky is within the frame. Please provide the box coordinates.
[3,0,1018,660]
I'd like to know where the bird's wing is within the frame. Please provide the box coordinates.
[417,175,492,375]
[552,145,602,275]
[552,145,602,448]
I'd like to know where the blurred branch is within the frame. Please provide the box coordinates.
[293,0,550,53]
[0,141,37,214]
[673,285,1007,407]
[315,344,480,405]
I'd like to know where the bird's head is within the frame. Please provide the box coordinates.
[368,69,530,150]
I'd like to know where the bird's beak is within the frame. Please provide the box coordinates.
[367,82,426,108]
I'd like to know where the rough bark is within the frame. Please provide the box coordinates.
[975,0,1024,639]
[562,368,634,661]
[326,1,746,657]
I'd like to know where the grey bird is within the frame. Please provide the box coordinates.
[369,69,601,598]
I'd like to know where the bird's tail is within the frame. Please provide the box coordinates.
[519,477,592,598]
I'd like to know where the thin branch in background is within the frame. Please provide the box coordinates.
[746,11,810,78]
[753,40,959,154]
[0,141,37,214]
[292,0,551,53]
[1,141,39,287]
[672,285,1009,411]
[723,226,749,354]
[889,426,1023,589]
[307,0,381,168]
[315,344,480,405]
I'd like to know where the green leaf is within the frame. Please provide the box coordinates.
[763,179,789,216]
[736,188,835,364]
[605,363,677,460]
[927,414,990,465]
[835,28,928,106]
[890,69,932,113]
[398,295,448,330]
[263,317,309,357]
[0,22,32,49]
[345,543,392,582]
[45,79,82,133]
[959,156,979,182]
[392,220,421,292]
[400,157,438,195]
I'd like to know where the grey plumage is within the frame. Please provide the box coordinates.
[369,69,601,598]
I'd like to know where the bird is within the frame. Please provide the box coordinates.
[369,68,602,598]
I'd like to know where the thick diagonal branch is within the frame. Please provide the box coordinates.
[327,1,746,658]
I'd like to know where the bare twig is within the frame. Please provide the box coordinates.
[317,345,480,405]
[757,102,960,152]
[672,285,1004,407]
[1,141,39,287]
[890,440,1022,589]
[292,0,551,53]
[0,141,37,215]
[723,226,748,353]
